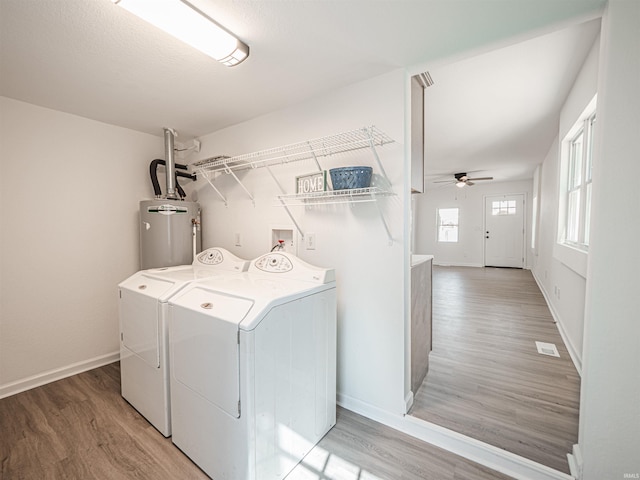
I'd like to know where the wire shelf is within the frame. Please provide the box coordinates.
[276,187,396,206]
[191,125,396,244]
[191,126,394,174]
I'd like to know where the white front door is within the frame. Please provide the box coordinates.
[484,194,525,268]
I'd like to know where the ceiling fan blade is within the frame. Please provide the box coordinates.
[466,181,475,186]
[467,176,493,181]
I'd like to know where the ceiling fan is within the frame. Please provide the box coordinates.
[434,172,494,188]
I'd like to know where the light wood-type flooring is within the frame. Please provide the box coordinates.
[0,362,513,480]
[409,266,581,474]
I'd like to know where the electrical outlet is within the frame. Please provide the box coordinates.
[306,233,316,250]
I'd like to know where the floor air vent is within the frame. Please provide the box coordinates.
[535,341,560,357]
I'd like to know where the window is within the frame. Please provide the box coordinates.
[531,197,538,249]
[559,98,596,250]
[492,200,517,215]
[438,208,459,242]
[584,114,595,244]
[566,128,584,243]
[531,165,541,250]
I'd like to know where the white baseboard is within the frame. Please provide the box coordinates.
[337,393,574,480]
[337,392,403,424]
[0,351,120,399]
[567,444,583,479]
[531,270,582,375]
[404,390,414,412]
[433,262,484,268]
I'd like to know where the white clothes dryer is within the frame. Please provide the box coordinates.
[168,252,337,480]
[118,247,249,437]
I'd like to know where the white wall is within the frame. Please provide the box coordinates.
[0,97,163,396]
[531,32,600,372]
[579,1,640,478]
[532,136,587,371]
[414,180,534,268]
[553,31,600,280]
[192,70,409,415]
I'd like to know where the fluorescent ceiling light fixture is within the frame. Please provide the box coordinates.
[112,0,249,66]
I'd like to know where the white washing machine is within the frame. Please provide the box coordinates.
[118,247,249,437]
[168,252,337,480]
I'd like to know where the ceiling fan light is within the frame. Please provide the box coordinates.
[112,0,249,67]
[456,181,466,188]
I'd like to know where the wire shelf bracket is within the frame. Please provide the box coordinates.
[267,165,305,238]
[202,172,228,206]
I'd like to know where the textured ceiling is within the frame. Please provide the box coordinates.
[0,0,604,182]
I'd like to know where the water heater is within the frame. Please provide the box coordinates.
[140,199,201,269]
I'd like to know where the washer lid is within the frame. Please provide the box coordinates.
[119,265,241,303]
[119,274,176,299]
[118,247,249,300]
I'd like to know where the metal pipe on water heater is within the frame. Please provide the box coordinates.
[163,127,178,200]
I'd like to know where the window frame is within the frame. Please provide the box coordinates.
[492,200,517,216]
[437,207,459,243]
[559,100,596,252]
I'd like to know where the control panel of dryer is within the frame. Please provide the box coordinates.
[197,249,224,265]
[254,253,293,273]
[249,252,335,284]
[194,248,250,272]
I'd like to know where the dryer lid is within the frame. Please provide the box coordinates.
[170,287,254,325]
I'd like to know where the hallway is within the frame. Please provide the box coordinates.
[410,266,580,473]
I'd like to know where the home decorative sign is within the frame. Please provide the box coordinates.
[296,171,327,194]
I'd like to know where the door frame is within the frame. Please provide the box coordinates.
[483,193,526,268]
